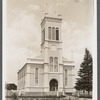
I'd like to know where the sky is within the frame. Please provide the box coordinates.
[5,0,94,85]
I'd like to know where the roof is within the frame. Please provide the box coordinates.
[62,57,68,61]
[34,53,44,59]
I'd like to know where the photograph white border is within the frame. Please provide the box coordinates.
[3,0,97,99]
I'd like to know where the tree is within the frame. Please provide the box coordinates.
[6,83,17,90]
[74,48,93,95]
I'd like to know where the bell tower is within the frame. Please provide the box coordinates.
[41,16,64,92]
[41,16,62,48]
[40,16,63,64]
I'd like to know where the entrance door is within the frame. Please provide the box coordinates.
[50,79,58,91]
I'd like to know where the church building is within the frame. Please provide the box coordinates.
[17,15,75,94]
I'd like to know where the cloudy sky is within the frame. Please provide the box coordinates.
[5,0,94,85]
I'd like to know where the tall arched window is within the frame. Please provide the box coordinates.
[42,28,45,42]
[48,27,52,40]
[54,57,58,72]
[56,28,59,40]
[52,27,55,40]
[35,68,38,86]
[48,27,51,40]
[42,30,43,42]
[49,57,53,72]
[53,27,56,40]
[65,69,67,86]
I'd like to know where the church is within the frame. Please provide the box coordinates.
[17,14,75,95]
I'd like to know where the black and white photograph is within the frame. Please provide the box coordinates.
[3,0,97,100]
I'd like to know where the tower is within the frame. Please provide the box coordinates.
[41,16,64,92]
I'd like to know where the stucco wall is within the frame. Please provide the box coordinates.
[63,66,74,93]
[18,65,27,90]
[25,63,44,92]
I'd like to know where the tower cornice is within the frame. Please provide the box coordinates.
[41,40,62,46]
[41,17,62,26]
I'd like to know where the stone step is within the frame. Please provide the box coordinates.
[22,92,63,97]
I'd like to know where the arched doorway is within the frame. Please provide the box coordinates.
[49,79,58,91]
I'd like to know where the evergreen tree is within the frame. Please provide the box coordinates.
[74,48,93,95]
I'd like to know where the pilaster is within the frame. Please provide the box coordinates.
[25,64,30,91]
[59,64,64,91]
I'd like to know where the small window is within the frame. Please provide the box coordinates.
[35,68,38,86]
[65,69,67,86]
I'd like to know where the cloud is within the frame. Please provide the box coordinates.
[5,0,94,85]
[7,10,41,47]
[6,9,42,83]
[28,4,40,10]
[62,21,93,85]
[62,21,92,50]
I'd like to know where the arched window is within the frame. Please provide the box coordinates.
[48,27,51,40]
[56,28,59,40]
[65,69,67,86]
[42,30,43,42]
[49,57,53,72]
[54,28,56,40]
[35,68,38,86]
[42,28,45,42]
[54,57,58,72]
[52,27,55,40]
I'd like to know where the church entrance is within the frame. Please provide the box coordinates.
[49,79,58,91]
